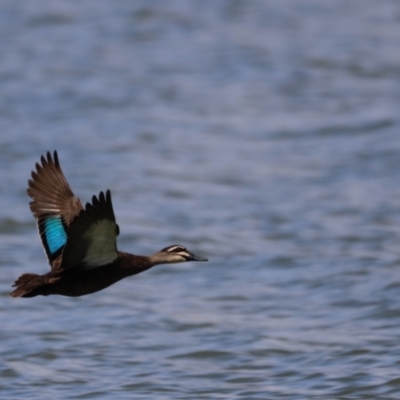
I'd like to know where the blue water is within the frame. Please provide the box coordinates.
[1,1,400,398]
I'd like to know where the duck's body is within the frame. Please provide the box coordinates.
[11,152,207,298]
[12,252,152,297]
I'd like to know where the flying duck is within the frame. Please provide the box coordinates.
[10,151,207,298]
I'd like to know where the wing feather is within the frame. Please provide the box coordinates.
[60,190,119,270]
[27,151,83,267]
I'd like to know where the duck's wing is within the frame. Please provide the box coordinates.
[27,151,83,267]
[59,190,119,271]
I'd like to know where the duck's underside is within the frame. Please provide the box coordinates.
[11,262,127,297]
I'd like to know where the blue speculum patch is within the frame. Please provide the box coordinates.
[44,217,67,254]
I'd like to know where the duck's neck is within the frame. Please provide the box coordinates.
[118,252,155,275]
[147,252,173,266]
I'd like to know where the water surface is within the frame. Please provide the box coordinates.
[1,1,400,398]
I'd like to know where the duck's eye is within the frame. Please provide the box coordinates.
[163,245,187,253]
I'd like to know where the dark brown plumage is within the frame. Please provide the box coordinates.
[11,151,207,298]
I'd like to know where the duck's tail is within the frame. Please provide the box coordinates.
[10,273,48,298]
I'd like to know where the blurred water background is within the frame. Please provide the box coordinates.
[1,1,400,398]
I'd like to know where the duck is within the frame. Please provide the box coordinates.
[10,151,207,298]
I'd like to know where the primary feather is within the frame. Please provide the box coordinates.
[61,190,119,269]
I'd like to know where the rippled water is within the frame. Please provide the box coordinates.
[2,1,400,398]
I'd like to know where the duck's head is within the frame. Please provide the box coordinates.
[150,245,208,265]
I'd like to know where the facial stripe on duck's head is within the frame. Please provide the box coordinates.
[158,245,208,263]
[162,245,188,253]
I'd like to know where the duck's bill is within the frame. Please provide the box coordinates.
[188,252,208,262]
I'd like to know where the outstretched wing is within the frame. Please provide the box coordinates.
[27,151,83,266]
[60,190,119,270]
